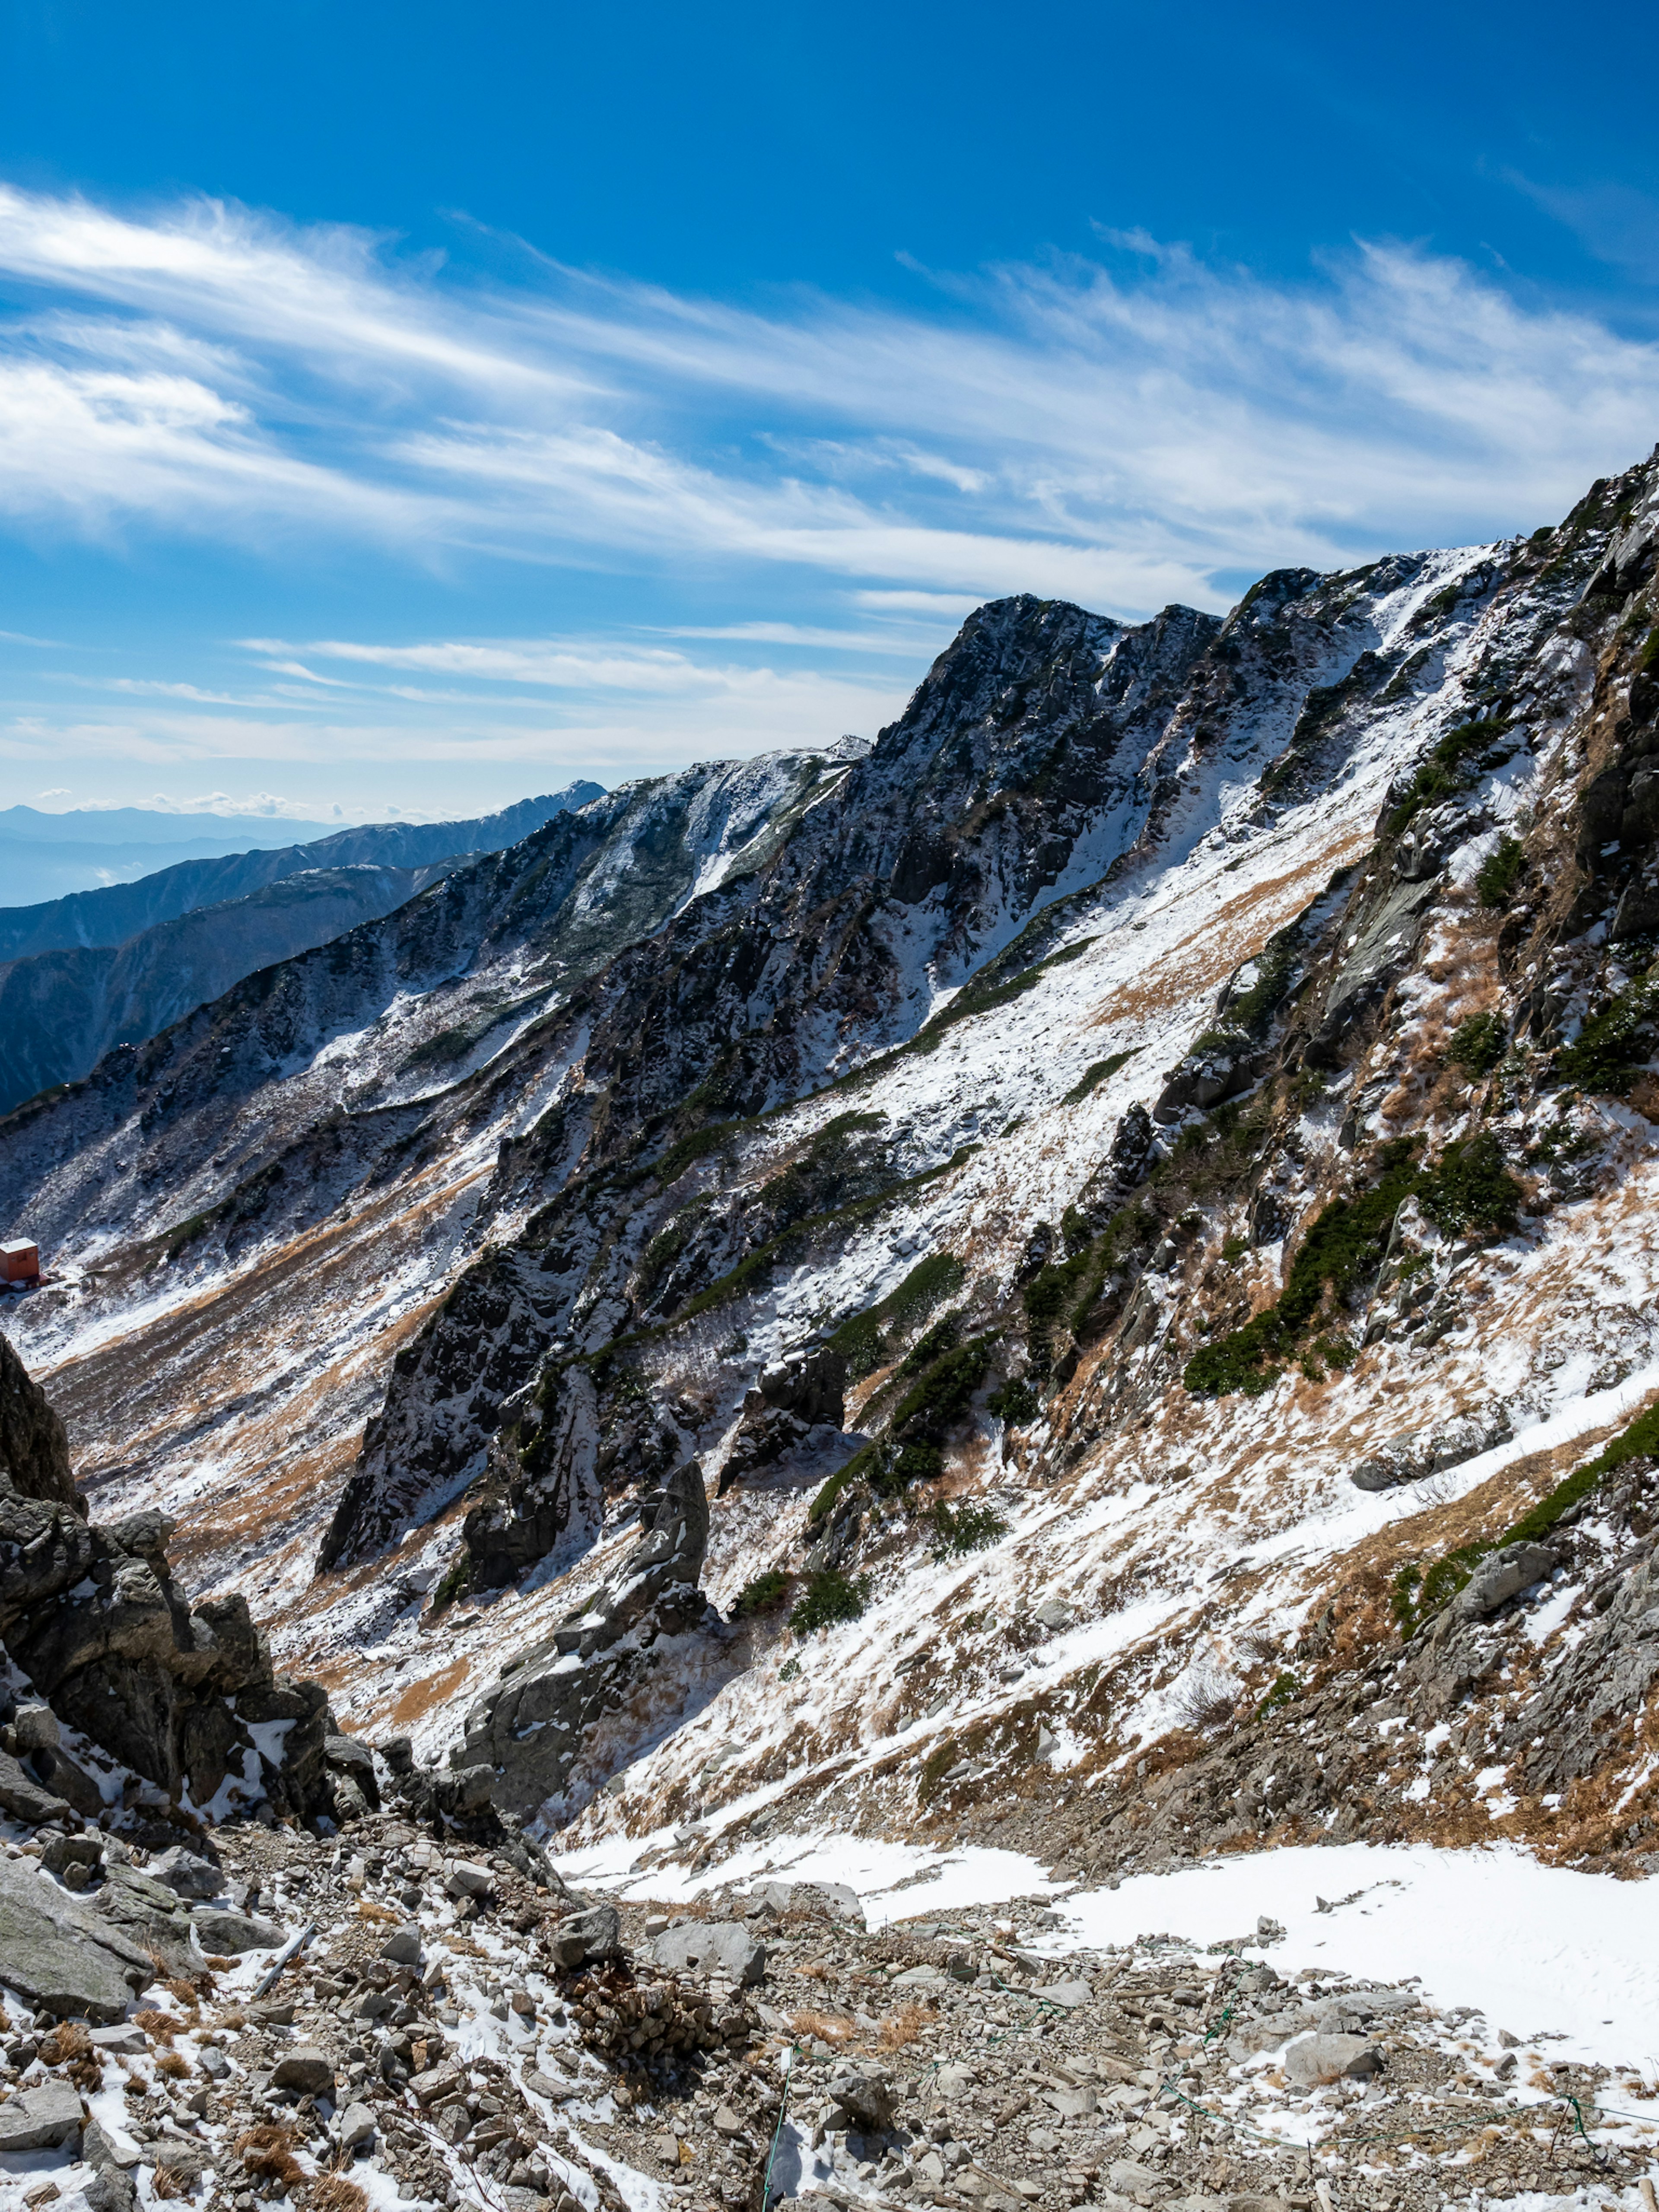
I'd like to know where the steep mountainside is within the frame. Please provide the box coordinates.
[7,452,1659,1932]
[0,785,604,962]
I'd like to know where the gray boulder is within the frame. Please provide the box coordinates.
[0,2076,84,2149]
[1454,1543,1557,1621]
[192,1906,283,1954]
[0,1851,150,2018]
[827,2067,895,2133]
[546,1903,621,1969]
[272,2046,335,2097]
[337,2101,377,2151]
[381,1924,422,1965]
[1283,2033,1382,2087]
[149,1846,222,1900]
[454,1458,716,1822]
[650,1919,766,1985]
[0,1747,72,1825]
[95,1863,196,1974]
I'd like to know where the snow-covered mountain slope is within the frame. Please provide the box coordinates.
[8,453,1659,1912]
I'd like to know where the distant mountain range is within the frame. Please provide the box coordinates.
[0,794,592,906]
[0,790,604,962]
[0,785,604,1111]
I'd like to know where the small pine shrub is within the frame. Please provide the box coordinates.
[1417,1133,1522,1236]
[788,1570,871,1637]
[1220,1233,1250,1262]
[1554,967,1659,1094]
[1256,1672,1301,1717]
[927,1499,1008,1558]
[988,1379,1039,1425]
[1184,1140,1421,1395]
[901,1309,963,1376]
[731,1569,791,1618]
[1387,720,1513,835]
[891,1336,995,1435]
[1475,834,1525,909]
[1065,1049,1137,1103]
[826,1250,967,1380]
[1445,1011,1506,1077]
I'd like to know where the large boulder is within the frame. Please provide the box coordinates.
[1453,1542,1557,1621]
[0,1852,153,2019]
[650,1920,765,1986]
[452,1458,718,1823]
[0,2077,85,2150]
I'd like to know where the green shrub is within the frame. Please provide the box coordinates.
[988,1379,1040,1426]
[1445,1012,1506,1077]
[1417,1134,1522,1236]
[1065,1048,1137,1103]
[1387,720,1513,835]
[1554,967,1659,1093]
[1220,1233,1250,1263]
[788,1570,871,1637]
[1475,835,1526,909]
[826,1250,967,1380]
[901,1309,963,1375]
[891,1336,996,1435]
[731,1568,791,1618]
[928,1499,1009,1558]
[806,1438,944,1527]
[1184,1141,1421,1395]
[1227,928,1301,1036]
[1256,1672,1300,1717]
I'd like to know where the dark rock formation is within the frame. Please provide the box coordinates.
[450,1458,719,1823]
[0,1329,337,1824]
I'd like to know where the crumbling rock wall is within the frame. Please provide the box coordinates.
[0,1331,337,1824]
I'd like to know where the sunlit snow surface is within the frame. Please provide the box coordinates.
[569,1829,1659,2075]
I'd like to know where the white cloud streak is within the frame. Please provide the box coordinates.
[0,182,1651,615]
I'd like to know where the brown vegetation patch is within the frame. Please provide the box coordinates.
[383,1654,472,1728]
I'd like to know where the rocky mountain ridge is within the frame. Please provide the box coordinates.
[2,451,1659,1956]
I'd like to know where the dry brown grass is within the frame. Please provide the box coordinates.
[355,1899,402,1923]
[149,2164,193,2199]
[156,2051,191,2081]
[308,2180,369,2212]
[235,2125,306,2190]
[787,2007,855,2044]
[134,2008,175,2046]
[38,2021,91,2066]
[384,1655,471,1727]
[876,2002,934,2050]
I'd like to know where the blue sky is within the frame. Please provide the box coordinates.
[1,0,1658,823]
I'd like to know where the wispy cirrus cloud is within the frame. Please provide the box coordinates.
[0,181,1653,609]
[0,178,1657,811]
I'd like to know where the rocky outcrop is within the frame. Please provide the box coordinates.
[450,1459,719,1822]
[0,1330,337,1825]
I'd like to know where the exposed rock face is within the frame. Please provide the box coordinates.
[0,1328,80,1510]
[0,1329,337,1823]
[0,1850,154,2018]
[451,1459,718,1822]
